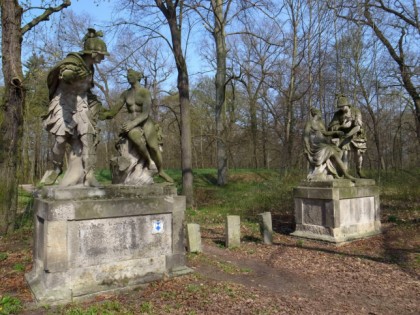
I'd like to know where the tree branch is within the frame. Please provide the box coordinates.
[21,0,71,35]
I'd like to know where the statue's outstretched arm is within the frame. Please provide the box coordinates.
[98,93,126,120]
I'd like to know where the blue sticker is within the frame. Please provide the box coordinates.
[152,220,164,234]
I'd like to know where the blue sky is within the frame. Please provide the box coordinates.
[16,1,208,89]
[69,0,114,22]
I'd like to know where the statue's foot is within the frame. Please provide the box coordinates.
[159,171,174,183]
[41,169,62,185]
[84,170,100,187]
[357,170,367,178]
[344,174,357,182]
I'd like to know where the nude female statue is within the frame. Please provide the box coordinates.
[101,69,173,183]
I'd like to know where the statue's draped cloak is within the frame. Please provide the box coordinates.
[43,53,96,136]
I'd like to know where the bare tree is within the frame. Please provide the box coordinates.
[0,0,71,235]
[330,0,420,143]
[154,0,193,206]
[188,0,233,185]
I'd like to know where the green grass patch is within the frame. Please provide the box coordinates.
[187,168,303,225]
[0,296,22,315]
[61,300,133,315]
[372,169,420,222]
[12,263,25,272]
[188,252,252,275]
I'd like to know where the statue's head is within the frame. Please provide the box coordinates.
[310,107,321,117]
[127,69,143,82]
[80,28,110,57]
[336,94,351,108]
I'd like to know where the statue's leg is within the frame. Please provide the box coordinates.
[42,135,66,185]
[356,150,366,178]
[342,150,349,170]
[128,128,152,168]
[331,154,356,181]
[59,137,83,186]
[81,133,100,187]
[52,135,67,172]
[143,123,173,183]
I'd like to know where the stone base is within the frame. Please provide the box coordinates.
[291,179,381,244]
[26,184,192,305]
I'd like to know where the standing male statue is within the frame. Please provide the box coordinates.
[42,28,109,186]
[328,95,367,178]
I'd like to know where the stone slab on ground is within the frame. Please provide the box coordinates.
[26,184,192,305]
[291,179,381,243]
[258,212,273,245]
[225,215,241,248]
[186,223,202,253]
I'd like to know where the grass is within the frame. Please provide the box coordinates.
[373,169,420,222]
[188,252,253,275]
[59,300,133,315]
[0,296,22,315]
[188,168,304,225]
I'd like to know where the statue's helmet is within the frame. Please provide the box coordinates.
[80,28,110,56]
[336,95,351,108]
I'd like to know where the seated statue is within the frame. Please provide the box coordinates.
[304,107,356,181]
[100,69,173,184]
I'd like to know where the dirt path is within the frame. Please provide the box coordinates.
[196,244,313,295]
[1,222,419,314]
[188,228,420,315]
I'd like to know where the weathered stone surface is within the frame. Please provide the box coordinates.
[26,185,192,305]
[292,179,381,244]
[258,212,273,245]
[39,184,177,200]
[225,215,241,248]
[186,223,202,253]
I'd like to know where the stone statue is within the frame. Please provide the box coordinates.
[328,95,367,178]
[304,107,356,181]
[100,69,173,184]
[41,28,109,187]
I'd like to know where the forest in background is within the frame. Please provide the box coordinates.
[5,0,418,184]
[0,1,419,233]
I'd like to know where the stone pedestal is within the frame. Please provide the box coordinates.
[291,179,381,244]
[25,184,192,305]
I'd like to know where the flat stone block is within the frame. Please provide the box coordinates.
[186,223,202,253]
[225,215,241,248]
[292,180,381,244]
[26,185,191,305]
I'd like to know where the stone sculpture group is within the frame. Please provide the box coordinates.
[304,95,367,181]
[29,30,188,306]
[40,28,368,187]
[41,28,172,187]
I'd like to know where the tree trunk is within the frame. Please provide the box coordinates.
[213,0,228,185]
[248,82,259,169]
[0,1,24,235]
[157,0,194,206]
[285,2,299,166]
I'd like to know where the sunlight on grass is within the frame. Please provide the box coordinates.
[187,168,304,225]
